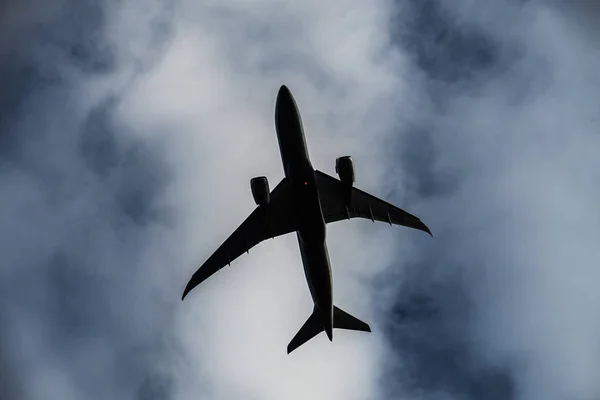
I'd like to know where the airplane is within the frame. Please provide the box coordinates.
[182,85,432,354]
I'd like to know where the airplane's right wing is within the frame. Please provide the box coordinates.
[315,170,432,236]
[182,178,296,300]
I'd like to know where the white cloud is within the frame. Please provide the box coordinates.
[108,1,412,399]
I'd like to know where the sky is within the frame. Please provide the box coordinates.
[0,0,599,399]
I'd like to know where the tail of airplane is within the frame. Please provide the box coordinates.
[287,306,371,354]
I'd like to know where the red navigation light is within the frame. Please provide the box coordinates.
[304,181,308,185]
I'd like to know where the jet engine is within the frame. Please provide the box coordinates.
[250,176,270,207]
[335,156,355,185]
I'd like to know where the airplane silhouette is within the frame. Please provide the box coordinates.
[182,85,432,354]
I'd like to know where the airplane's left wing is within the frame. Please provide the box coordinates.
[182,178,295,300]
[315,170,432,236]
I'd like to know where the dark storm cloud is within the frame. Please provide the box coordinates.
[0,1,180,398]
[379,0,521,390]
[391,0,500,86]
[379,1,600,399]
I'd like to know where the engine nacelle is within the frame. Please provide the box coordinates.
[250,176,270,207]
[335,156,355,185]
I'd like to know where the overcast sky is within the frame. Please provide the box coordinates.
[1,0,599,399]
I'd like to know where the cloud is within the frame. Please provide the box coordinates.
[112,3,412,399]
[0,0,415,399]
[2,0,599,399]
[378,1,600,399]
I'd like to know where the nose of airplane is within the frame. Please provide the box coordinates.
[277,85,292,103]
[275,85,296,122]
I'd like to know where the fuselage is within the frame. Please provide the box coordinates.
[274,85,334,340]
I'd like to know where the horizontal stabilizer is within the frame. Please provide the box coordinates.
[287,307,323,354]
[333,306,371,332]
[287,306,372,354]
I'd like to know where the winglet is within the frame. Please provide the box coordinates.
[414,218,433,237]
[181,277,197,301]
[420,221,433,237]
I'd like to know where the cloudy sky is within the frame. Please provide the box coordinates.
[1,0,599,399]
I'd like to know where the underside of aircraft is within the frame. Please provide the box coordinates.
[182,85,432,354]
